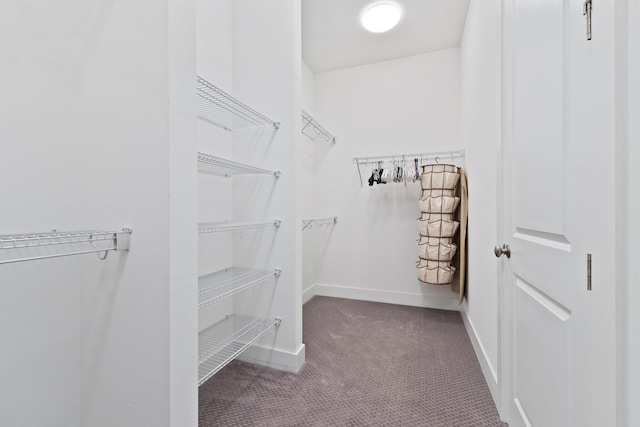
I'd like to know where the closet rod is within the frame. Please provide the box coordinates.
[353,149,465,165]
[301,110,336,143]
[198,220,281,234]
[353,149,465,187]
[302,217,338,231]
[0,229,133,264]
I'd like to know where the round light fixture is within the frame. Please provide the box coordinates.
[361,3,403,33]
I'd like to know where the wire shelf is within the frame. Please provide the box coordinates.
[198,267,281,309]
[302,217,338,231]
[301,110,336,142]
[196,76,280,131]
[197,152,280,178]
[198,220,281,234]
[198,315,281,386]
[0,229,132,264]
[353,149,465,187]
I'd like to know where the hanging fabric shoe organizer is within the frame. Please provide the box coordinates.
[417,163,468,302]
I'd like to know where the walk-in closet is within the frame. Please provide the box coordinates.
[1,0,637,426]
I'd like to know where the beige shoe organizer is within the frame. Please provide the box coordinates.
[417,164,461,285]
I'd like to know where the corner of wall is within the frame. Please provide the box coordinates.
[459,0,502,417]
[460,311,501,412]
[237,343,306,374]
[303,284,317,305]
[619,0,640,423]
[169,0,198,425]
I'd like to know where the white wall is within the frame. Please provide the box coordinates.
[301,61,318,301]
[231,0,305,372]
[169,0,198,425]
[196,0,236,332]
[0,1,197,426]
[309,49,463,309]
[623,0,640,423]
[0,3,83,418]
[459,0,502,409]
[302,61,316,116]
[300,60,337,304]
[615,0,629,424]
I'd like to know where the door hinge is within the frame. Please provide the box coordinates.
[584,0,593,40]
[587,253,592,291]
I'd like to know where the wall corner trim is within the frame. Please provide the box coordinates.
[460,311,502,417]
[237,344,306,374]
[303,285,317,305]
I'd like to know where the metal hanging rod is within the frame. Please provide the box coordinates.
[198,267,281,309]
[198,220,281,234]
[196,76,280,131]
[353,149,465,187]
[353,149,465,166]
[301,110,336,143]
[0,229,132,264]
[198,314,281,386]
[302,217,338,231]
[197,152,280,178]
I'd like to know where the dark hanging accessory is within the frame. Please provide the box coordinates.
[368,169,377,186]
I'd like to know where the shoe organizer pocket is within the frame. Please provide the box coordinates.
[417,241,457,261]
[418,219,459,237]
[420,170,460,190]
[416,259,456,285]
[419,195,461,214]
[420,164,457,175]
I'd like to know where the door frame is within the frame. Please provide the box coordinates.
[620,0,639,424]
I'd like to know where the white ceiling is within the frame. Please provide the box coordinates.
[302,0,471,74]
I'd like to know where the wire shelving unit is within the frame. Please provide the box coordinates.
[198,220,281,234]
[197,152,280,178]
[197,76,280,131]
[302,217,338,231]
[198,314,281,386]
[301,110,336,142]
[198,267,281,309]
[0,229,132,264]
[195,75,285,385]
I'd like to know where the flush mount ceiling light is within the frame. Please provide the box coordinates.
[360,3,403,33]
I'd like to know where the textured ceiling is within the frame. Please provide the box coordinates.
[302,0,471,74]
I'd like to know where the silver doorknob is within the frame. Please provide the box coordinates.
[494,244,511,258]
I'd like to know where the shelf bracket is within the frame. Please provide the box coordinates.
[583,0,592,40]
[116,228,133,251]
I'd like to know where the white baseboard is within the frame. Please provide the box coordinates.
[460,310,501,412]
[303,285,316,305]
[311,283,461,311]
[237,343,306,374]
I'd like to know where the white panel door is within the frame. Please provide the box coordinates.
[500,0,617,426]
